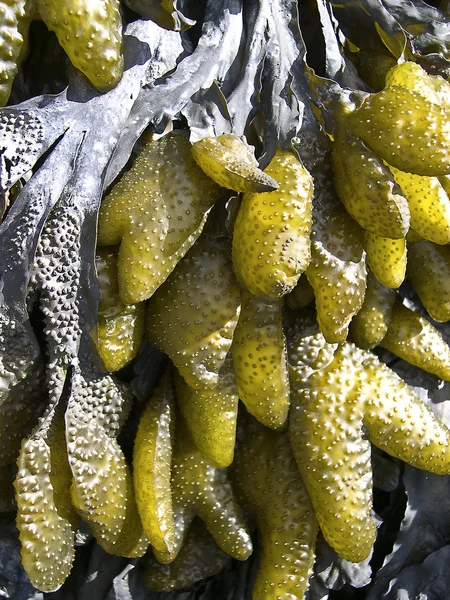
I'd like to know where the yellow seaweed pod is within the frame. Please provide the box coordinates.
[67,370,147,558]
[305,205,367,343]
[133,368,175,555]
[331,128,410,239]
[365,231,407,288]
[147,236,241,390]
[144,519,230,591]
[350,85,450,176]
[155,420,253,564]
[379,303,450,380]
[174,353,239,468]
[361,354,450,474]
[231,289,289,429]
[96,248,145,372]
[233,418,318,600]
[0,0,33,105]
[35,0,123,92]
[389,166,450,245]
[289,341,376,563]
[350,272,396,350]
[98,132,219,304]
[232,150,314,297]
[385,61,450,110]
[407,241,450,322]
[14,409,77,593]
[191,134,279,192]
[288,315,450,561]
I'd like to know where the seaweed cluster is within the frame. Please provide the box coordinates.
[2,1,450,599]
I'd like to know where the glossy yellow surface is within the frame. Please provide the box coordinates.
[332,128,410,239]
[98,133,219,304]
[96,248,145,371]
[365,232,406,289]
[192,134,279,192]
[380,303,450,380]
[350,272,396,350]
[306,205,367,343]
[232,150,314,297]
[231,290,289,429]
[147,236,241,390]
[390,166,450,245]
[133,368,175,555]
[407,241,450,322]
[174,353,238,468]
[288,317,450,562]
[15,410,77,592]
[35,0,123,91]
[234,418,318,599]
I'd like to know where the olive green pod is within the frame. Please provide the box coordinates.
[96,248,145,372]
[362,353,450,475]
[192,134,279,193]
[0,0,33,105]
[234,419,318,600]
[390,166,450,245]
[231,290,289,429]
[289,343,376,564]
[156,421,252,564]
[365,231,407,289]
[350,85,450,176]
[385,61,450,110]
[232,150,314,297]
[98,133,219,304]
[305,205,367,343]
[380,303,450,380]
[174,353,239,468]
[123,0,195,31]
[350,272,396,350]
[407,241,450,322]
[15,409,77,593]
[147,236,241,390]
[331,128,410,239]
[133,368,175,555]
[35,0,123,92]
[144,520,230,591]
[67,372,147,558]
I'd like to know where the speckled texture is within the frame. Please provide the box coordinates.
[385,61,450,111]
[407,241,450,322]
[174,353,239,468]
[154,420,252,565]
[288,317,450,562]
[144,519,230,591]
[306,205,367,343]
[380,303,450,380]
[332,129,410,239]
[232,150,314,297]
[0,0,33,105]
[35,0,123,91]
[390,166,450,245]
[365,231,406,289]
[231,289,289,429]
[234,418,318,599]
[98,133,219,304]
[14,409,77,593]
[146,236,241,390]
[351,85,450,176]
[350,272,396,350]
[96,248,145,372]
[67,368,147,558]
[192,134,279,192]
[133,368,175,555]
